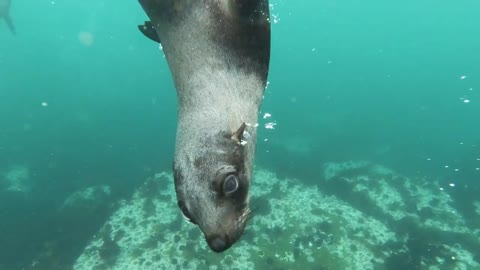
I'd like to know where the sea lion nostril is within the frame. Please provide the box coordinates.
[207,235,229,253]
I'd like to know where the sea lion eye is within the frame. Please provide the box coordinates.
[178,200,196,224]
[223,175,239,194]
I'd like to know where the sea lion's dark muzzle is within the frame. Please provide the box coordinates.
[203,212,246,252]
[206,234,231,253]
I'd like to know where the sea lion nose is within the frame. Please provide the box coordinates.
[207,235,229,253]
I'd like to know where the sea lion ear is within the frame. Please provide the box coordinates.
[231,123,247,143]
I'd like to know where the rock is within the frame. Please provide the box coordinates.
[73,164,480,270]
[1,165,32,193]
[60,185,112,214]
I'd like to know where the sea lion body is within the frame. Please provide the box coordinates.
[138,0,270,252]
[0,0,15,34]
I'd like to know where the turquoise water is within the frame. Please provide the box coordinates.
[1,0,479,269]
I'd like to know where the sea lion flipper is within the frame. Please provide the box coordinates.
[138,21,160,43]
[4,14,15,35]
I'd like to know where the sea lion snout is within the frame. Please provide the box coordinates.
[180,194,248,252]
[201,201,249,252]
[206,234,230,253]
[200,210,247,252]
[174,145,251,252]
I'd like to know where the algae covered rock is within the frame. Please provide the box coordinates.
[1,165,32,193]
[60,185,112,214]
[73,163,480,270]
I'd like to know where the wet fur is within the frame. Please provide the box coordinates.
[139,0,270,250]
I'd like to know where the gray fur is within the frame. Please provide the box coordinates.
[139,0,270,251]
[0,0,15,34]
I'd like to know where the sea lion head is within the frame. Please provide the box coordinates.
[173,123,252,252]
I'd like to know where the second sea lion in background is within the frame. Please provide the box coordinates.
[0,0,15,34]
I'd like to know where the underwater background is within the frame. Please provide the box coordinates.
[1,0,479,269]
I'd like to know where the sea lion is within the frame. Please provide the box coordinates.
[0,0,15,34]
[138,0,271,252]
